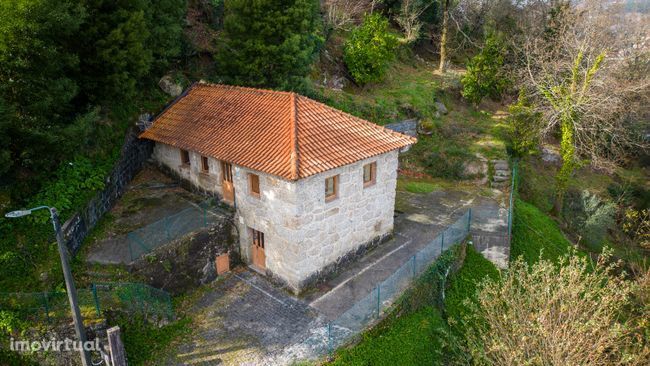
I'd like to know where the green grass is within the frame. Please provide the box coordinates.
[445,245,499,325]
[329,306,447,366]
[403,181,441,193]
[118,316,192,366]
[510,199,574,265]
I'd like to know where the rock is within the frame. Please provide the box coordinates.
[492,160,509,171]
[434,101,448,115]
[541,145,561,165]
[399,102,421,119]
[158,75,183,97]
[137,113,153,131]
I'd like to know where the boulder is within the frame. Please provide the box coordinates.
[136,113,153,131]
[434,101,448,115]
[541,145,561,165]
[158,75,183,97]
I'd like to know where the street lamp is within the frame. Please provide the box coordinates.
[5,206,91,366]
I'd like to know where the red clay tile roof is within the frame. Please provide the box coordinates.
[140,83,416,180]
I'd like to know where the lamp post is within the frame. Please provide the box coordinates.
[5,206,91,366]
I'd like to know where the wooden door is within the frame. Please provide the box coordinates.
[221,161,234,204]
[251,229,266,270]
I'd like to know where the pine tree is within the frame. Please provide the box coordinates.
[217,0,322,90]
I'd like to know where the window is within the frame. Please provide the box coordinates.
[201,156,210,173]
[325,175,338,202]
[363,162,376,187]
[180,149,190,166]
[249,173,260,198]
[252,229,265,249]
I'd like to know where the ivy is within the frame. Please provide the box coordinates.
[28,156,112,224]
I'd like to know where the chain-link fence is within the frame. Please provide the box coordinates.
[0,282,173,324]
[507,160,518,245]
[299,210,472,355]
[127,198,225,261]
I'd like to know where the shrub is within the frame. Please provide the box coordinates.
[423,145,473,180]
[562,189,616,249]
[343,14,398,85]
[461,33,509,105]
[507,90,542,156]
[461,250,646,366]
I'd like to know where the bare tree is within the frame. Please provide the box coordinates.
[322,0,375,30]
[396,0,432,44]
[514,0,649,212]
[438,0,451,71]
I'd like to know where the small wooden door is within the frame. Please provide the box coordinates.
[221,161,234,204]
[251,229,266,270]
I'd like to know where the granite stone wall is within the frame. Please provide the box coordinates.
[153,141,400,293]
[62,128,153,254]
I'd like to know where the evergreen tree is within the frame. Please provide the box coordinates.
[217,0,322,90]
[0,0,85,183]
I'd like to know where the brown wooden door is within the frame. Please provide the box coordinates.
[221,161,234,204]
[251,229,266,269]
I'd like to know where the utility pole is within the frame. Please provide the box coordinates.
[50,208,92,366]
[5,206,91,366]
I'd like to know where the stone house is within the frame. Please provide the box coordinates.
[140,83,415,292]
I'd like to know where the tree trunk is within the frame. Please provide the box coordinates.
[438,0,450,72]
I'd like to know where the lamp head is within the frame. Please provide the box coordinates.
[4,210,33,218]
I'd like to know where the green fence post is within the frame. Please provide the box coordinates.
[411,255,416,279]
[165,216,171,241]
[376,285,381,318]
[440,231,445,252]
[92,284,101,316]
[42,292,50,323]
[167,292,174,320]
[128,238,134,262]
[327,322,333,357]
[467,208,472,233]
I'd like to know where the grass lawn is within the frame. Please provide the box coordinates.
[329,306,447,366]
[444,245,499,326]
[510,199,574,265]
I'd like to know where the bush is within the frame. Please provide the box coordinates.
[461,251,646,365]
[461,33,509,105]
[507,90,542,156]
[343,14,398,85]
[562,189,616,249]
[423,145,474,180]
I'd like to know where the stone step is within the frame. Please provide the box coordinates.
[492,175,510,182]
[493,170,510,177]
[492,161,509,171]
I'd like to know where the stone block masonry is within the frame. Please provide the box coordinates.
[62,128,153,254]
[153,139,401,294]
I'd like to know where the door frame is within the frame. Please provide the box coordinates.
[221,161,234,204]
[250,228,266,270]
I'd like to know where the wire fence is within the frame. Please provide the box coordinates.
[0,282,174,324]
[507,160,518,245]
[127,198,224,261]
[299,210,472,355]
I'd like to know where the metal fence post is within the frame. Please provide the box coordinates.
[411,254,416,279]
[327,322,333,357]
[42,292,50,323]
[92,284,101,316]
[376,285,381,318]
[440,231,445,252]
[467,208,472,233]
